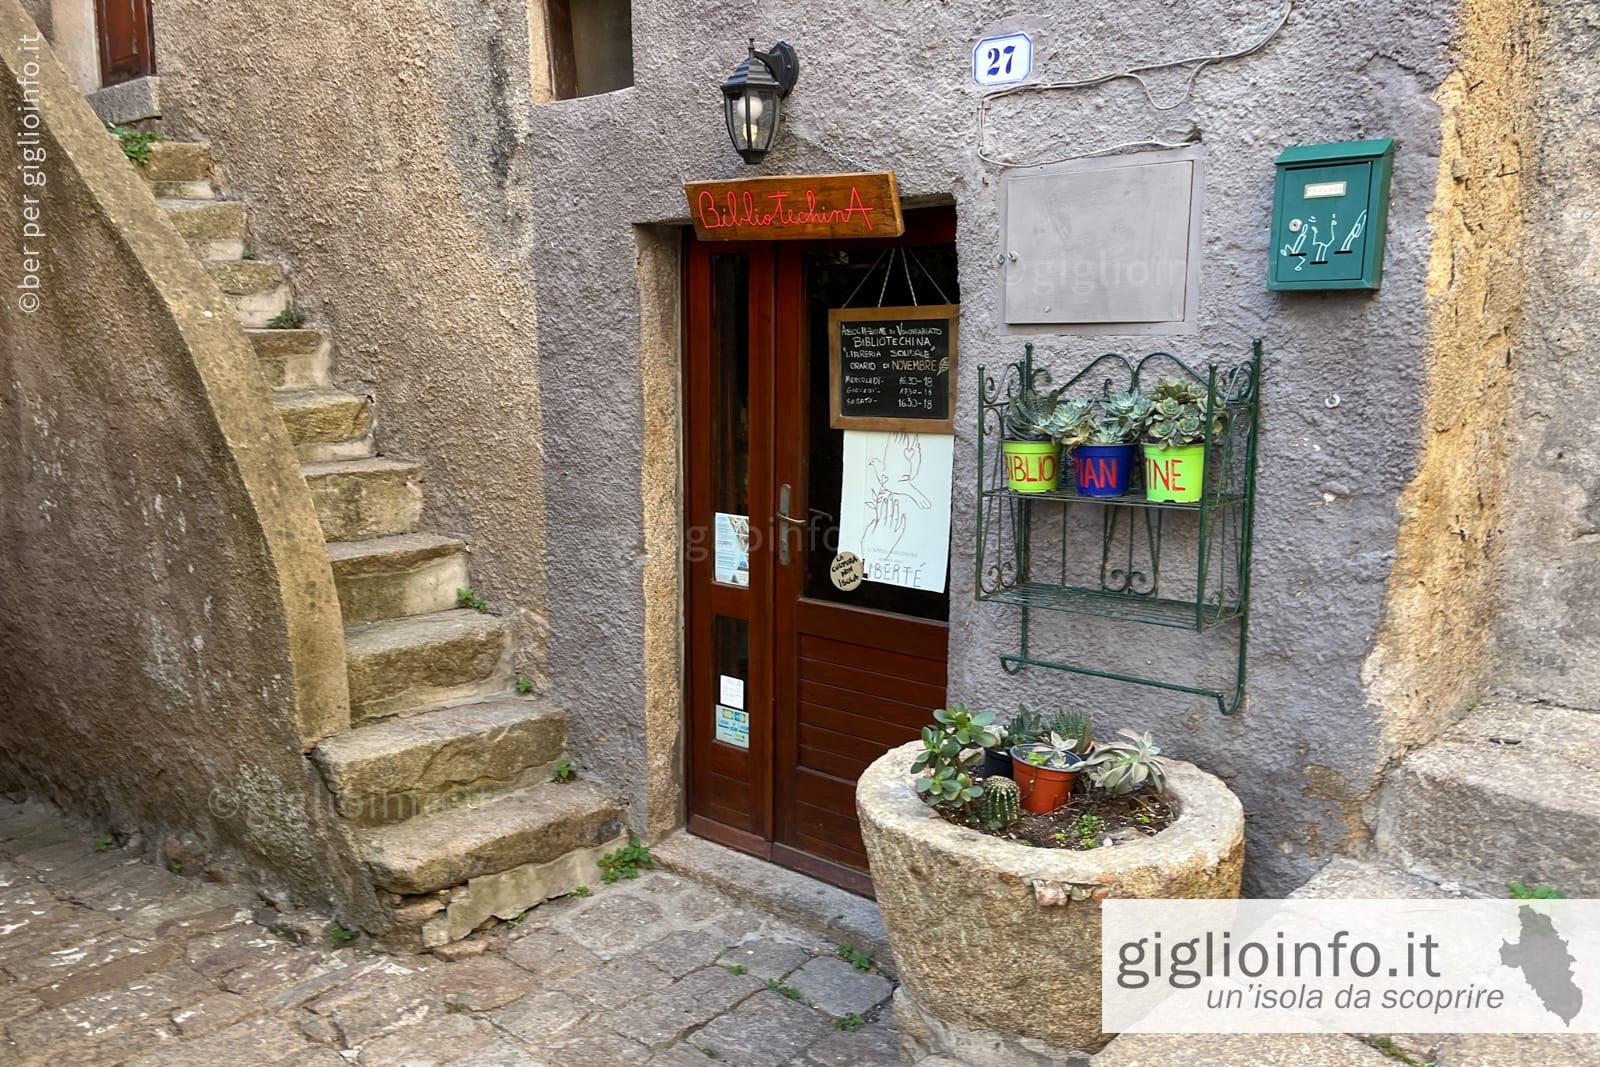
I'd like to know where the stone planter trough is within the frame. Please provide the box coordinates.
[857,740,1244,1064]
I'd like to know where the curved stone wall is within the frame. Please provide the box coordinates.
[0,0,377,925]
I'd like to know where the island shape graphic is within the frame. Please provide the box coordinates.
[1499,905,1583,1026]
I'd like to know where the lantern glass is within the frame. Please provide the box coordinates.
[725,86,780,161]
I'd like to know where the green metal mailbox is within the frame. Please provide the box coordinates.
[1269,139,1394,291]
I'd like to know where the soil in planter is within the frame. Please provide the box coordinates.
[952,776,1176,850]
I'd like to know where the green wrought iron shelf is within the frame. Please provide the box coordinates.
[975,340,1262,715]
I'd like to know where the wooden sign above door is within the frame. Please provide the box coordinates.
[685,172,905,241]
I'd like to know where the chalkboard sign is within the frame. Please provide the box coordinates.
[828,305,959,433]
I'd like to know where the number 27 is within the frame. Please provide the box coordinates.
[985,45,1016,77]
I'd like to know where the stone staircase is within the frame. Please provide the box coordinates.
[1295,697,1600,900]
[135,139,625,948]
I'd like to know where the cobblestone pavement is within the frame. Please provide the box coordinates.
[0,800,901,1066]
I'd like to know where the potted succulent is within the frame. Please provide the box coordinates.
[1003,387,1088,493]
[1141,377,1215,503]
[1068,390,1150,498]
[1045,709,1094,756]
[907,704,1033,836]
[1010,731,1086,814]
[980,706,1040,779]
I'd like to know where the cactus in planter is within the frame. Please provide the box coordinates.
[976,777,1021,831]
[1083,729,1169,795]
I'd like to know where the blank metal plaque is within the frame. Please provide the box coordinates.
[1003,153,1200,328]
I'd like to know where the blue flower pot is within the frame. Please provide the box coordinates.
[1073,443,1137,497]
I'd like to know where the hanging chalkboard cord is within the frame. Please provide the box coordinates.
[908,248,952,305]
[877,248,896,307]
[900,248,919,307]
[841,249,890,309]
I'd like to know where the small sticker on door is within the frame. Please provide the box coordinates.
[719,675,745,711]
[715,705,749,749]
[830,551,865,592]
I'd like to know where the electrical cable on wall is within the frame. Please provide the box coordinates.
[977,2,1293,168]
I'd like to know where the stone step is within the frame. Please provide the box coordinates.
[148,177,219,200]
[356,779,625,895]
[140,140,212,183]
[247,328,331,391]
[1375,699,1600,897]
[310,696,566,827]
[158,199,246,260]
[326,533,471,625]
[203,260,290,327]
[204,258,284,294]
[343,609,511,724]
[1290,857,1475,899]
[303,457,424,543]
[273,388,373,463]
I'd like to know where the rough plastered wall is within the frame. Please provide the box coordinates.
[0,0,380,926]
[1492,0,1600,709]
[1362,0,1532,755]
[150,0,554,714]
[520,0,1458,892]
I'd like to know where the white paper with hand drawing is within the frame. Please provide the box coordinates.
[837,430,953,593]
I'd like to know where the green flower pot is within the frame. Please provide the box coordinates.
[1003,440,1061,493]
[1142,443,1205,503]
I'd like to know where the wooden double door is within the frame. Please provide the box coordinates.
[683,209,957,895]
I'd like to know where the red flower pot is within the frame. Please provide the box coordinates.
[1011,748,1082,814]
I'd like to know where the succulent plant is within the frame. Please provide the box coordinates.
[1101,390,1154,434]
[1065,390,1151,446]
[1143,377,1218,450]
[1015,731,1085,770]
[996,706,1043,750]
[1047,710,1095,755]
[1006,388,1090,443]
[1083,729,1169,796]
[910,703,1001,816]
[1078,415,1130,446]
[1005,386,1060,442]
[976,777,1021,830]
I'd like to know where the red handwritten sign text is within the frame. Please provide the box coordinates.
[685,172,904,241]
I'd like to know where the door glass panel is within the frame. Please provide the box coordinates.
[711,615,751,751]
[801,246,959,621]
[711,254,752,586]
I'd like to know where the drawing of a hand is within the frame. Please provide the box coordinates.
[860,488,907,566]
[886,432,932,510]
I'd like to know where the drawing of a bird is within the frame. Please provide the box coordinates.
[868,433,932,510]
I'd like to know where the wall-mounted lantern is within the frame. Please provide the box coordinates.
[721,39,799,165]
